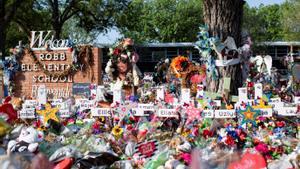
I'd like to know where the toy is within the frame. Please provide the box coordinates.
[0,96,17,123]
[7,126,43,154]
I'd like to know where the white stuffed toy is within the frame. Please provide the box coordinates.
[7,126,43,154]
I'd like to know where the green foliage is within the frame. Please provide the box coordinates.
[116,0,203,43]
[281,0,300,40]
[243,3,284,42]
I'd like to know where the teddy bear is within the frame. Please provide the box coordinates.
[7,126,43,154]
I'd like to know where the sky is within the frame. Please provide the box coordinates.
[96,0,286,44]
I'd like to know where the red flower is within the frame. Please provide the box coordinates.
[202,129,213,139]
[113,48,121,56]
[225,136,235,146]
[238,131,247,141]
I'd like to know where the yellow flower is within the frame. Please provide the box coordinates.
[112,125,123,137]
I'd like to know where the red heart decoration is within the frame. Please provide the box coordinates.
[228,151,266,169]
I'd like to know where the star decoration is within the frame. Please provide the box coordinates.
[238,106,260,126]
[36,103,59,124]
[252,99,272,109]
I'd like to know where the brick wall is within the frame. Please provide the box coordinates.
[14,47,102,98]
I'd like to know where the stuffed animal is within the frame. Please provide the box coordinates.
[0,96,17,123]
[7,126,43,154]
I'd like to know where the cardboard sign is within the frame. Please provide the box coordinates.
[196,85,204,98]
[258,108,273,117]
[91,108,112,117]
[228,151,266,169]
[76,99,95,111]
[181,88,190,104]
[72,83,91,96]
[254,83,263,99]
[214,109,236,118]
[58,109,72,118]
[135,140,158,158]
[138,103,154,111]
[156,86,165,101]
[202,109,214,118]
[276,107,298,116]
[238,87,248,102]
[51,99,63,106]
[96,86,106,101]
[269,101,284,109]
[23,100,38,109]
[157,109,178,117]
[294,96,300,104]
[37,85,47,104]
[113,89,123,103]
[132,108,146,116]
[19,108,36,119]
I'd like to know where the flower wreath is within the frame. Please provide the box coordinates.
[168,56,206,94]
[105,38,140,86]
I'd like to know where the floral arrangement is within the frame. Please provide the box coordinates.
[170,56,190,78]
[105,38,141,88]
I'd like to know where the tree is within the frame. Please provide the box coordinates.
[281,0,300,41]
[243,4,284,42]
[203,0,245,94]
[0,0,24,58]
[116,0,204,43]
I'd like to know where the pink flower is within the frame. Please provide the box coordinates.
[190,74,203,84]
[180,153,192,165]
[255,143,269,154]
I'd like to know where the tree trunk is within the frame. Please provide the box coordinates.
[49,0,62,39]
[0,0,5,59]
[203,0,245,95]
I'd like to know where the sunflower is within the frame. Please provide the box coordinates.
[112,125,123,137]
[170,56,190,77]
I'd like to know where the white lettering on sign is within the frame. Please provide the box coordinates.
[276,107,298,116]
[19,108,36,119]
[157,109,178,117]
[30,31,77,50]
[132,108,146,116]
[39,53,66,61]
[58,109,72,118]
[258,108,273,117]
[138,104,154,111]
[32,85,71,99]
[91,108,111,117]
[214,110,236,118]
[37,85,47,104]
[202,110,214,118]
[254,83,263,99]
[238,87,248,102]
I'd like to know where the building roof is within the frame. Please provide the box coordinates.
[260,41,300,46]
[95,41,300,48]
